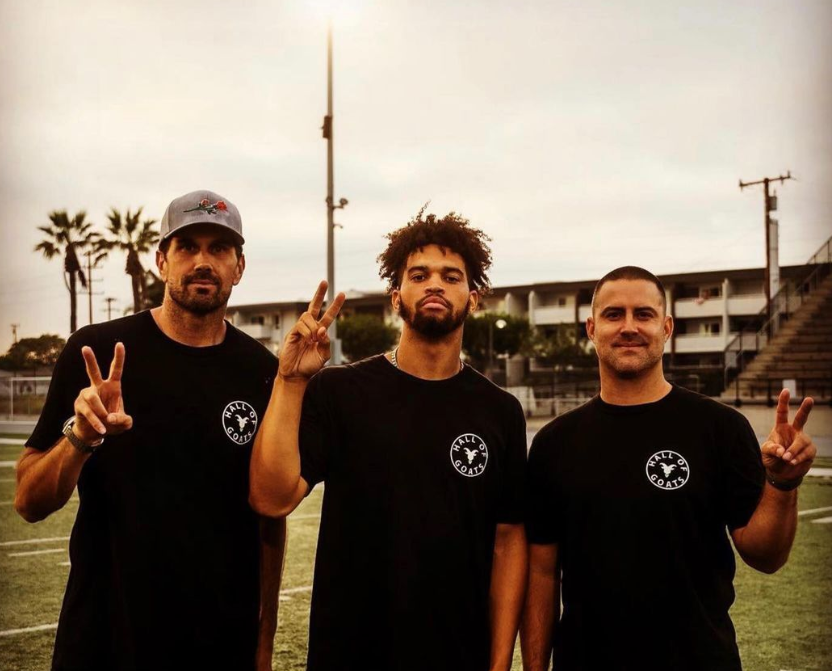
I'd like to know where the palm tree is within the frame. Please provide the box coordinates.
[98,207,159,313]
[35,210,99,333]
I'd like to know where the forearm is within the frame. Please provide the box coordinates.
[733,482,798,574]
[520,576,558,671]
[256,516,287,671]
[520,544,559,671]
[14,441,89,523]
[249,376,307,516]
[489,525,529,671]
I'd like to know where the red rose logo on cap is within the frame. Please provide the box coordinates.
[183,199,228,215]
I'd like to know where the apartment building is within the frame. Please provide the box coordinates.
[226,265,812,393]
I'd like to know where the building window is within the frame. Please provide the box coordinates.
[250,315,265,325]
[557,297,567,307]
[701,321,721,335]
[699,285,722,298]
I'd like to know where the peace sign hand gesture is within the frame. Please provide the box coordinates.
[278,281,346,380]
[761,389,816,483]
[72,342,133,443]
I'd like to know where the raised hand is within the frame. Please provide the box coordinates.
[72,342,133,443]
[278,281,346,380]
[761,389,816,482]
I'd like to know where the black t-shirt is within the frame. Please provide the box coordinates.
[27,311,277,671]
[298,354,527,671]
[526,385,765,671]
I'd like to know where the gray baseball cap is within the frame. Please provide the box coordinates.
[159,190,245,245]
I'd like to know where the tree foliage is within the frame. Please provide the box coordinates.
[0,335,66,372]
[96,207,159,313]
[530,324,596,369]
[462,312,532,369]
[35,210,100,332]
[143,269,165,309]
[338,314,399,363]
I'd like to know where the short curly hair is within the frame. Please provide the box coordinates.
[377,208,493,294]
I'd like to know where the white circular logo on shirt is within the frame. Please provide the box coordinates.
[645,450,690,490]
[450,434,488,477]
[222,401,258,445]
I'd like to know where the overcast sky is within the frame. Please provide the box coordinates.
[1,0,830,354]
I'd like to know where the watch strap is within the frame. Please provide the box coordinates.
[766,473,803,491]
[62,417,104,454]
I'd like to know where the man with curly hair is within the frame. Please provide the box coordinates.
[251,210,529,671]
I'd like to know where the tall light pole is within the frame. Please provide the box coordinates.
[323,20,348,364]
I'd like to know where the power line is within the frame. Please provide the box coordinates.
[738,170,794,325]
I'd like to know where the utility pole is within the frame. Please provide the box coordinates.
[323,19,348,364]
[104,297,117,321]
[739,171,793,329]
[11,323,19,344]
[84,251,105,325]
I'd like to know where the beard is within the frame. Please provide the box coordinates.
[399,296,470,340]
[167,270,232,315]
[599,336,665,379]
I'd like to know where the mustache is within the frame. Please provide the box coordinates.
[613,336,648,347]
[184,270,219,285]
[417,294,451,308]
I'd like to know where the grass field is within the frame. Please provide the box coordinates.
[0,435,830,671]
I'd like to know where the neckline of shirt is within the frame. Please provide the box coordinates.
[379,352,470,384]
[143,310,235,356]
[593,384,679,415]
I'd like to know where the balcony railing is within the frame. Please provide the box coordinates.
[723,234,832,396]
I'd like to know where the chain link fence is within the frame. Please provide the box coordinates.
[0,376,51,420]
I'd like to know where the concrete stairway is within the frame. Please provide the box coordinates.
[733,273,832,400]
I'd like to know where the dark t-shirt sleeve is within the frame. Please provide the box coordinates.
[27,333,89,451]
[525,428,560,545]
[496,399,527,524]
[299,371,334,491]
[721,412,766,531]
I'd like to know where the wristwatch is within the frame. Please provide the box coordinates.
[766,472,803,491]
[62,417,105,454]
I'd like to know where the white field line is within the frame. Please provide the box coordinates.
[0,478,16,483]
[8,548,66,558]
[811,516,832,524]
[0,536,70,547]
[0,439,25,445]
[280,585,313,594]
[290,513,321,520]
[0,461,17,468]
[797,506,832,517]
[58,561,71,566]
[0,585,314,637]
[0,623,58,637]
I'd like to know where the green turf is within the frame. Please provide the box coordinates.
[0,476,829,670]
[732,480,832,671]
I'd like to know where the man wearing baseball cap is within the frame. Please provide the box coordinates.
[16,190,286,670]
